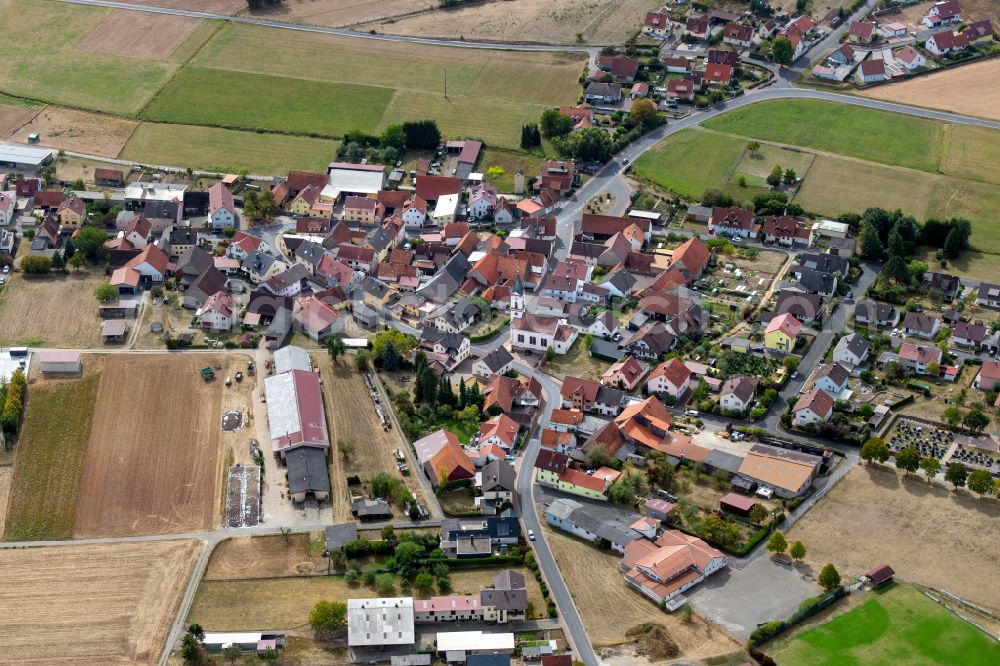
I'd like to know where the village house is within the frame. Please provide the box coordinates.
[602,356,648,391]
[764,313,801,352]
[643,10,670,38]
[856,59,888,84]
[419,326,471,372]
[207,182,236,230]
[974,360,1000,391]
[793,387,834,427]
[898,342,942,375]
[901,312,940,339]
[922,0,962,28]
[813,362,850,397]
[780,14,816,60]
[709,207,757,238]
[472,346,515,380]
[723,22,753,48]
[645,358,692,400]
[952,321,988,349]
[895,45,926,70]
[761,215,812,246]
[293,297,343,340]
[848,21,876,43]
[584,82,622,104]
[57,196,86,229]
[666,79,695,101]
[833,332,869,369]
[624,322,677,361]
[976,282,1000,309]
[511,313,578,355]
[927,271,961,299]
[854,300,900,328]
[719,376,758,413]
[545,497,641,554]
[343,196,377,225]
[705,63,734,86]
[196,291,238,331]
[596,56,639,82]
[428,298,479,334]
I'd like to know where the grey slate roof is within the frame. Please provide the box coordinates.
[285,446,331,496]
[417,252,470,303]
[798,252,848,276]
[325,523,358,551]
[797,268,837,295]
[478,346,514,373]
[480,459,515,493]
[835,332,869,360]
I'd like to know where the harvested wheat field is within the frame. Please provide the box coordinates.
[0,539,200,665]
[544,522,738,658]
[245,0,436,28]
[314,354,428,521]
[75,9,202,60]
[787,465,1000,611]
[0,99,41,137]
[860,59,1000,123]
[359,0,659,44]
[0,272,106,347]
[9,107,138,158]
[206,534,329,579]
[74,354,226,537]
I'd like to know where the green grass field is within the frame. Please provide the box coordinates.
[767,584,1000,666]
[633,129,748,200]
[703,99,944,173]
[121,123,340,174]
[481,148,546,193]
[141,67,392,136]
[0,1,177,115]
[939,124,1000,186]
[3,374,100,541]
[730,141,815,187]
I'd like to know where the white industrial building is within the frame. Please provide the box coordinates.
[123,181,188,203]
[435,631,515,658]
[272,344,312,374]
[325,162,386,201]
[348,597,415,649]
[0,142,54,170]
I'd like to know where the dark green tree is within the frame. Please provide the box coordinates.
[945,462,968,489]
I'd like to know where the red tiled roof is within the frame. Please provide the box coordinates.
[415,175,461,202]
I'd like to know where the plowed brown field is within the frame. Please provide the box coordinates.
[74,354,225,537]
[75,9,201,60]
[0,539,200,665]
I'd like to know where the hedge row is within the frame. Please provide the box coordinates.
[748,586,847,647]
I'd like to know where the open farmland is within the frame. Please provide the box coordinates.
[543,522,738,658]
[74,354,226,537]
[0,0,177,115]
[3,372,100,541]
[0,272,106,347]
[860,54,1000,124]
[190,564,544,630]
[9,107,138,158]
[314,355,428,521]
[940,124,1000,186]
[767,584,1000,666]
[0,97,42,138]
[142,67,393,137]
[74,9,201,60]
[127,0,244,11]
[120,123,340,174]
[729,140,814,188]
[245,0,437,28]
[356,0,661,45]
[0,540,200,665]
[703,99,944,172]
[786,465,1000,612]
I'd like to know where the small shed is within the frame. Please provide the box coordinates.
[720,491,756,517]
[102,319,127,344]
[864,564,895,587]
[39,350,82,375]
[643,498,676,522]
[731,476,758,494]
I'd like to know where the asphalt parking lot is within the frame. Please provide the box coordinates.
[687,554,819,640]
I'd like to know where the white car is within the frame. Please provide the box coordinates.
[891,328,900,337]
[685,409,699,417]
[2,264,8,273]
[527,529,535,541]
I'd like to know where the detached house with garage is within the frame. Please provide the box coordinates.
[643,10,670,38]
[902,312,940,339]
[719,376,758,414]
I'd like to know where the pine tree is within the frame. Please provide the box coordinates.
[469,382,483,410]
[458,378,468,408]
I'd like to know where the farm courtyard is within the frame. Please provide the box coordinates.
[0,539,201,665]
[786,465,1000,612]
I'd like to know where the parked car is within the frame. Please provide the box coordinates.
[621,157,630,166]
[685,409,699,416]
[2,264,8,274]
[527,529,536,541]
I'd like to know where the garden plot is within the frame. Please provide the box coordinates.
[224,464,261,528]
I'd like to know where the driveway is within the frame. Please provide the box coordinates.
[687,555,819,640]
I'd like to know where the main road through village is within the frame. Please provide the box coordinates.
[11,2,1000,664]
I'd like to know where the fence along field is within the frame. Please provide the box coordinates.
[0,539,200,665]
[73,354,226,537]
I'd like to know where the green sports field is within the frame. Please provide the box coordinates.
[767,584,1000,666]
